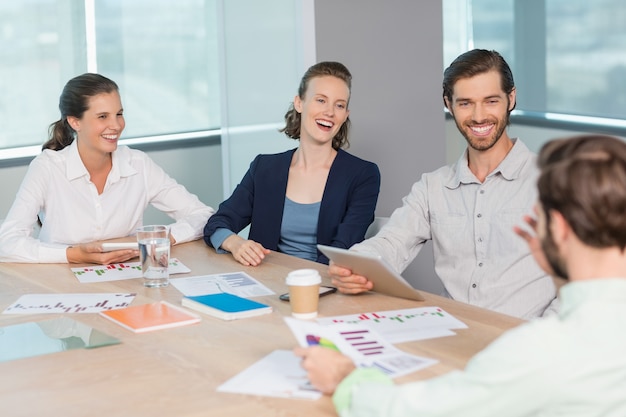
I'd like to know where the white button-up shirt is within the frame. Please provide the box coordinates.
[352,139,557,319]
[0,140,214,263]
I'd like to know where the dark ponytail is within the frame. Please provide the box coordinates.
[44,119,75,151]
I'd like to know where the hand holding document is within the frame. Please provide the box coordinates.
[285,317,437,378]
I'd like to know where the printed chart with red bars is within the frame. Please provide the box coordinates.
[2,293,137,314]
[328,322,438,377]
[317,307,468,344]
[71,258,190,283]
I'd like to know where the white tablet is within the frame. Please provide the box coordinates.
[317,244,424,302]
[101,242,139,252]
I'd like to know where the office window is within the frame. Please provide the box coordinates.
[443,0,626,123]
[0,0,219,151]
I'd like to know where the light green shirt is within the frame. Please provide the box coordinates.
[334,278,626,417]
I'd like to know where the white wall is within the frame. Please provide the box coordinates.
[312,0,447,294]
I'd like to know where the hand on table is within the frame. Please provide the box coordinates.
[221,234,270,266]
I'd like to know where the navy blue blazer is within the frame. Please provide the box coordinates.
[204,148,380,264]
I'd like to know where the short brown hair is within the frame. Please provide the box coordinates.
[538,134,626,250]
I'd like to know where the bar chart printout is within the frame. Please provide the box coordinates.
[317,307,468,343]
[285,318,437,378]
[169,272,275,298]
[2,293,137,314]
[72,258,190,283]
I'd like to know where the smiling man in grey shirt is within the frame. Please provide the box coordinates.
[331,49,557,319]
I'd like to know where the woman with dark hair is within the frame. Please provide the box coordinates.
[204,61,380,266]
[0,73,215,264]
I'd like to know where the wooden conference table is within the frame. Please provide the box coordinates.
[0,240,523,417]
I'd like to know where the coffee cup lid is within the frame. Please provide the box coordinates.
[285,269,321,286]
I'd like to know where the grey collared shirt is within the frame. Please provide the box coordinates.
[352,139,557,319]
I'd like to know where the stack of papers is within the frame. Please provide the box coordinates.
[217,306,466,399]
[317,306,468,343]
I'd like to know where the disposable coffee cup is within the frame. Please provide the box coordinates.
[286,269,322,319]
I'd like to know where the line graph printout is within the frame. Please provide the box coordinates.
[3,293,136,314]
[71,258,190,283]
[169,272,275,298]
[317,307,468,343]
[285,317,436,378]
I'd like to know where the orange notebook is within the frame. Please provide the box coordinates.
[99,301,201,333]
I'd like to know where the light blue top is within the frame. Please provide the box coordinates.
[277,197,320,261]
[334,278,626,417]
[209,197,322,261]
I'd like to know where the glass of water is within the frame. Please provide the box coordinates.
[136,225,170,288]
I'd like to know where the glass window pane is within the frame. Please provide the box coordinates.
[546,0,626,119]
[95,0,220,138]
[0,0,220,151]
[0,1,66,150]
[443,0,626,121]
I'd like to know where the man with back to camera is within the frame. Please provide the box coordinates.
[331,49,557,319]
[296,134,626,416]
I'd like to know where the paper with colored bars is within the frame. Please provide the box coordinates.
[2,293,136,314]
[285,317,437,378]
[316,306,468,343]
[71,258,190,283]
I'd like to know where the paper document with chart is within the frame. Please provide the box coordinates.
[317,306,468,343]
[3,293,136,314]
[71,258,190,283]
[170,271,275,298]
[285,317,437,378]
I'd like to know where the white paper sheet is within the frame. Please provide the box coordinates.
[3,293,136,314]
[316,306,467,343]
[169,272,275,298]
[217,349,322,400]
[71,258,190,283]
[285,317,437,378]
